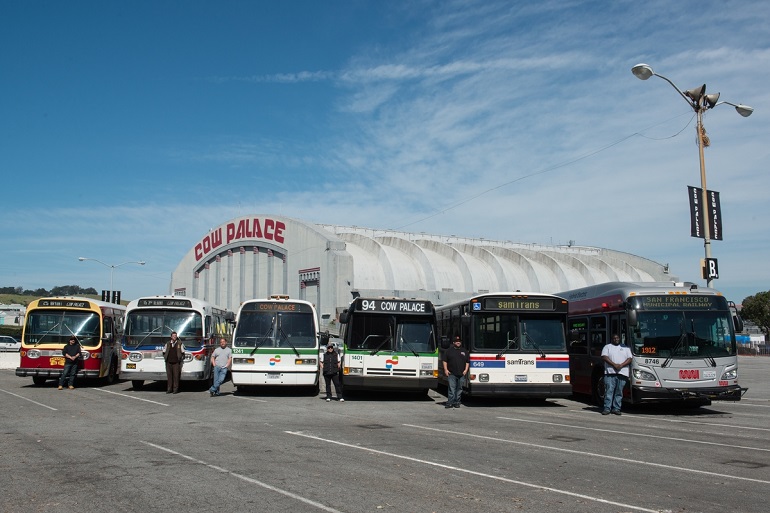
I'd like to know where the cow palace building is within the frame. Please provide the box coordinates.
[169,214,676,324]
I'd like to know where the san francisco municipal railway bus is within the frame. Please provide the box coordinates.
[558,281,744,406]
[435,293,571,398]
[337,297,438,394]
[231,295,321,392]
[17,297,126,385]
[120,296,234,390]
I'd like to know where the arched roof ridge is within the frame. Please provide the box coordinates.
[337,232,395,289]
[446,243,508,291]
[376,236,435,290]
[511,248,573,291]
[482,247,539,291]
[542,250,616,285]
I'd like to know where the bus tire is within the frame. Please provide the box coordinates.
[592,372,605,407]
[131,380,144,390]
[104,358,118,385]
[32,376,47,386]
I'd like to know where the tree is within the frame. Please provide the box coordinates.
[740,291,770,339]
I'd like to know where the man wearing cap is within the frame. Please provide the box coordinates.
[443,336,469,408]
[321,342,344,402]
[58,336,81,390]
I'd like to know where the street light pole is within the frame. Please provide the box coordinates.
[631,63,753,288]
[78,257,146,301]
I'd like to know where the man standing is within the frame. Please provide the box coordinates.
[163,331,184,394]
[321,343,344,402]
[601,334,633,415]
[443,336,469,408]
[58,336,81,390]
[209,338,232,397]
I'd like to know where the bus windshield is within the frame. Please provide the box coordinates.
[25,310,101,346]
[396,321,436,353]
[472,314,566,352]
[124,311,203,348]
[234,311,316,348]
[630,310,735,358]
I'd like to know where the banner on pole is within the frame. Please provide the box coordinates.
[688,186,723,240]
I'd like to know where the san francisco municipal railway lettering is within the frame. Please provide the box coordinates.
[638,295,720,310]
[360,299,427,313]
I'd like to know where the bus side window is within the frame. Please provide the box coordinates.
[589,316,607,357]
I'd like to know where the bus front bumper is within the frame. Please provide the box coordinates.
[631,384,745,403]
[120,370,207,381]
[16,368,101,379]
[465,382,572,398]
[342,375,437,392]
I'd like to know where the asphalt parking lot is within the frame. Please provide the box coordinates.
[1,355,769,513]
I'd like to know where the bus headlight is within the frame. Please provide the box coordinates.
[128,353,143,362]
[419,370,433,377]
[234,357,255,364]
[295,358,317,365]
[344,367,363,376]
[721,369,737,380]
[183,353,193,362]
[552,374,563,383]
[81,351,91,360]
[633,368,656,381]
[27,349,41,359]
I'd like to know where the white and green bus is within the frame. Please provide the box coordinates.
[338,297,438,394]
[231,295,320,392]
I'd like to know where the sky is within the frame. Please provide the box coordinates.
[1,0,768,305]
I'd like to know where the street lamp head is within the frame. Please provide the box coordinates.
[631,63,654,80]
[138,261,146,266]
[78,257,86,261]
[735,104,754,117]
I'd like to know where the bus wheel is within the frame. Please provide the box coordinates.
[104,358,118,385]
[592,373,606,407]
[132,380,144,390]
[32,376,47,386]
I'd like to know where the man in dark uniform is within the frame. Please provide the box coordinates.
[443,336,469,408]
[163,331,184,394]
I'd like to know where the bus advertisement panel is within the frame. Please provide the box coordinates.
[17,297,126,385]
[338,297,438,394]
[120,296,234,390]
[436,293,570,398]
[559,281,744,406]
[231,297,320,391]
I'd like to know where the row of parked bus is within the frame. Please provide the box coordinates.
[15,281,745,407]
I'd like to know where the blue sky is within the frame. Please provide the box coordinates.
[1,0,768,304]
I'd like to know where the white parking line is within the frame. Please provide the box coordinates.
[140,441,342,513]
[230,395,269,403]
[497,416,770,452]
[287,430,660,513]
[93,388,169,406]
[404,424,770,485]
[0,389,57,411]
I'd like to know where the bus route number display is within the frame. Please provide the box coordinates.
[138,298,193,308]
[359,299,428,313]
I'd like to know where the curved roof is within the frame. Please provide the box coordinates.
[320,225,674,295]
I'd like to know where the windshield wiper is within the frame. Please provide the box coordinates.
[662,322,687,368]
[399,336,420,357]
[278,325,300,358]
[34,322,61,346]
[129,326,164,348]
[369,335,392,355]
[496,330,519,359]
[249,325,274,355]
[522,323,545,358]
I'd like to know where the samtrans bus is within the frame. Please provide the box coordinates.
[121,296,234,390]
[17,297,126,385]
[436,293,570,398]
[338,297,438,394]
[231,296,320,392]
[558,281,744,406]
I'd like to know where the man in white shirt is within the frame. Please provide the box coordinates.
[601,334,633,415]
[209,338,232,397]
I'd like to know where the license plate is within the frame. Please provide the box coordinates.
[126,363,136,369]
[514,374,528,382]
[267,372,281,379]
[50,357,64,367]
[703,370,717,379]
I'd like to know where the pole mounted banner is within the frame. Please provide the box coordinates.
[688,186,723,240]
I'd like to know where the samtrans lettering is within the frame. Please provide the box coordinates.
[506,359,535,365]
[195,218,286,261]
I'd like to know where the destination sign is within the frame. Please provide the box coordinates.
[138,298,193,308]
[635,295,725,310]
[482,298,555,311]
[356,298,430,314]
[39,300,91,309]
[241,301,314,313]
